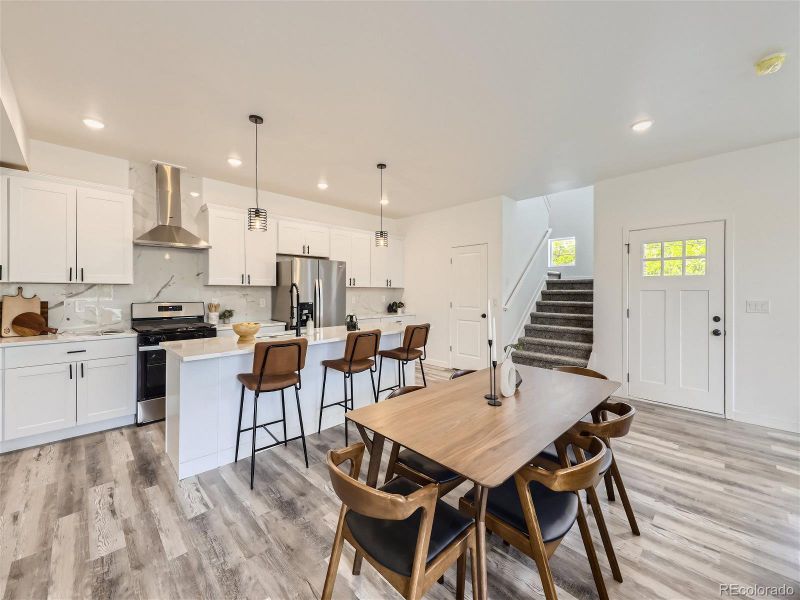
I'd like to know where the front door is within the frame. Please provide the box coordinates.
[628,221,725,414]
[450,244,488,370]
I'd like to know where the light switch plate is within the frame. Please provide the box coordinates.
[746,300,770,314]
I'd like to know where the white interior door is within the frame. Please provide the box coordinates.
[449,244,488,370]
[628,221,725,414]
[76,188,132,283]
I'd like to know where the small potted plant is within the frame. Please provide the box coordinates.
[220,308,234,324]
[396,301,405,315]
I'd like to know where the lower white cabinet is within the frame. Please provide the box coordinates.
[4,362,77,439]
[2,338,136,442]
[77,355,135,425]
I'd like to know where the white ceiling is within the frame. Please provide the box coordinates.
[1,1,797,217]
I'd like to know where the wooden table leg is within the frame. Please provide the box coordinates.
[473,484,489,600]
[352,426,385,575]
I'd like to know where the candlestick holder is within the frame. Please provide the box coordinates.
[485,340,501,406]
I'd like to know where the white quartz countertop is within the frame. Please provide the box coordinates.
[161,324,406,362]
[0,329,137,347]
[214,320,286,331]
[356,312,415,319]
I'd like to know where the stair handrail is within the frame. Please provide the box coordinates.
[503,226,552,312]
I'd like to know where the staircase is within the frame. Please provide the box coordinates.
[511,278,594,369]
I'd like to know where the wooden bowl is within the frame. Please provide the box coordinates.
[232,321,261,342]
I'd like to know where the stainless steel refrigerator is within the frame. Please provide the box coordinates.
[272,257,347,329]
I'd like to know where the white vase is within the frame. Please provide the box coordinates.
[499,358,518,398]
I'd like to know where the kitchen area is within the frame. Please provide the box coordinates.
[0,156,416,458]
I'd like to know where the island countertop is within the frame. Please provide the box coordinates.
[161,324,407,362]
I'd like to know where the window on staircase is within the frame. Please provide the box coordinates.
[549,237,576,267]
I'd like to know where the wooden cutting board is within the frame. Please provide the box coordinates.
[12,312,58,336]
[1,287,41,337]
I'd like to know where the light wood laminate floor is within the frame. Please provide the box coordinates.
[1,364,798,600]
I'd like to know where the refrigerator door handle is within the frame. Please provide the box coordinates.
[317,278,323,327]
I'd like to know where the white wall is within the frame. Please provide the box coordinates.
[399,197,505,367]
[27,139,129,187]
[501,195,550,348]
[593,138,800,433]
[547,186,593,278]
[0,51,28,167]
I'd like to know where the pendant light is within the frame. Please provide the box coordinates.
[247,114,268,231]
[375,163,388,247]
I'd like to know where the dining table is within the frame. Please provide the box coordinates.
[346,364,621,600]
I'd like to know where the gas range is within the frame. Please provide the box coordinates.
[131,302,217,424]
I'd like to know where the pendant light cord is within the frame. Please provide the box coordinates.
[380,167,383,229]
[254,120,259,210]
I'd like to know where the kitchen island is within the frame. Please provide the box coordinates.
[161,324,414,479]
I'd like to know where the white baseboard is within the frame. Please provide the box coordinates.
[424,358,450,369]
[731,410,800,434]
[0,414,136,454]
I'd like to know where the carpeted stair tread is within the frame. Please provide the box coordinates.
[518,337,592,359]
[519,337,592,350]
[525,323,593,343]
[535,300,593,315]
[541,289,594,301]
[546,278,594,291]
[531,311,593,321]
[511,350,588,368]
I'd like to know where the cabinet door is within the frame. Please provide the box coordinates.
[350,231,372,288]
[304,224,330,258]
[0,177,8,282]
[4,363,76,440]
[370,245,389,287]
[76,188,133,283]
[245,224,277,286]
[8,177,76,283]
[77,356,135,425]
[277,220,306,255]
[388,238,405,288]
[329,230,352,284]
[206,207,247,285]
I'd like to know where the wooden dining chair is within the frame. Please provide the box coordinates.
[383,386,465,498]
[459,432,611,600]
[552,366,640,535]
[322,442,478,600]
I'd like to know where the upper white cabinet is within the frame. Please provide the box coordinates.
[0,176,8,283]
[4,174,132,284]
[370,237,405,288]
[76,188,133,283]
[330,229,372,287]
[201,204,276,286]
[277,219,330,257]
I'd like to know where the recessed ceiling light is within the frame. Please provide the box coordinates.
[82,118,105,130]
[317,182,328,190]
[755,52,786,76]
[190,192,200,198]
[227,157,242,167]
[631,119,654,133]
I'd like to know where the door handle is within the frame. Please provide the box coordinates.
[713,315,721,323]
[712,329,722,336]
[481,313,487,318]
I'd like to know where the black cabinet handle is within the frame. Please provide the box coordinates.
[353,277,356,286]
[241,274,244,284]
[247,274,251,285]
[81,363,84,378]
[69,364,72,379]
[69,267,73,281]
[67,349,86,354]
[81,267,84,281]
[1,264,3,280]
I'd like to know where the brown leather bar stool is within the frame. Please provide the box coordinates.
[377,323,430,394]
[318,329,381,445]
[235,338,309,489]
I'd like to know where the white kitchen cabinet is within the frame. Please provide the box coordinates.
[0,177,8,282]
[370,237,405,288]
[277,219,330,257]
[381,315,413,329]
[358,317,382,330]
[5,174,132,284]
[4,362,77,440]
[201,204,276,286]
[76,188,133,283]
[330,229,371,287]
[8,176,77,283]
[77,355,135,424]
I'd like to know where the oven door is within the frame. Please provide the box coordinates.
[137,347,166,424]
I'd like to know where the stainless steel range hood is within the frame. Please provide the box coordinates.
[134,162,211,249]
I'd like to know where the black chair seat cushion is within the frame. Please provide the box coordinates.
[539,442,612,474]
[465,477,578,543]
[397,449,462,484]
[344,477,473,577]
